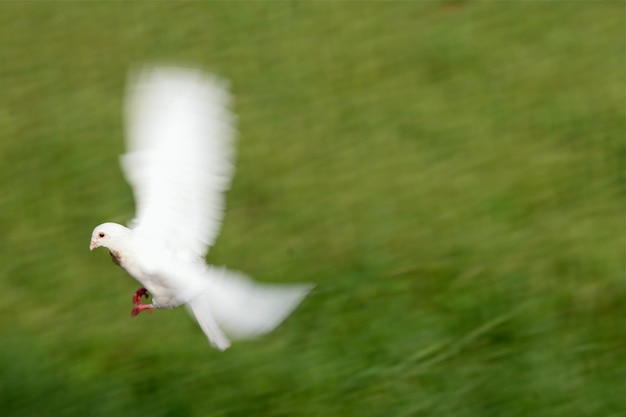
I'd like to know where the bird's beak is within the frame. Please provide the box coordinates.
[89,240,98,251]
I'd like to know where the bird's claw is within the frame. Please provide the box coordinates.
[131,304,153,317]
[131,288,153,317]
[132,288,149,305]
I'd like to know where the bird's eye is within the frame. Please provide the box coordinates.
[98,232,105,238]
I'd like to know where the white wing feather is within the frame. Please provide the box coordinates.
[120,66,236,261]
[186,267,314,350]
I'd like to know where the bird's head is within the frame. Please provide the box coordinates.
[89,222,129,251]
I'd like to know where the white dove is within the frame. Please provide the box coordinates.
[89,66,312,350]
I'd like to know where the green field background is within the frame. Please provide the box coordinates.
[0,2,623,416]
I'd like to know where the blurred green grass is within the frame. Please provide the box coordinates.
[0,2,623,416]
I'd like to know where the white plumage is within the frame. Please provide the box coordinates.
[89,66,312,350]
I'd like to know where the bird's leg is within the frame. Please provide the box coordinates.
[132,287,150,305]
[131,303,153,317]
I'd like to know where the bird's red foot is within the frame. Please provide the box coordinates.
[132,288,149,305]
[131,303,153,317]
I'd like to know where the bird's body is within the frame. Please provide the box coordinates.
[89,66,312,350]
[94,223,201,309]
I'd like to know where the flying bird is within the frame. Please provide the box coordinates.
[89,66,312,350]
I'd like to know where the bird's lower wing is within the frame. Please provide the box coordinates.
[185,267,313,349]
[186,293,232,351]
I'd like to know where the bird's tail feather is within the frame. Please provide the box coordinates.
[185,267,313,350]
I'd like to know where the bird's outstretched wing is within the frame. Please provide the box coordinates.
[186,267,314,350]
[120,66,236,261]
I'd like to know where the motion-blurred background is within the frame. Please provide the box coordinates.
[0,3,623,416]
